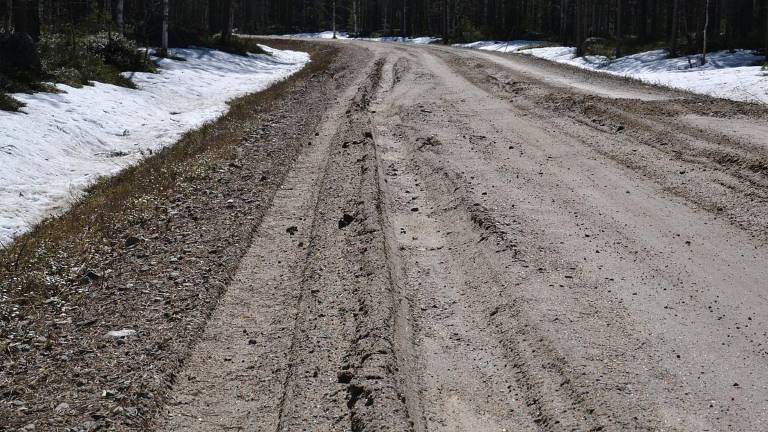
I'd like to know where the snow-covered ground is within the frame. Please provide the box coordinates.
[281,31,440,44]
[0,45,310,244]
[361,36,440,44]
[455,40,539,53]
[287,31,350,39]
[457,41,768,104]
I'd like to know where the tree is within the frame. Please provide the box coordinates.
[12,0,25,34]
[351,0,358,35]
[223,0,236,43]
[615,0,624,57]
[702,0,710,64]
[669,0,680,57]
[401,0,406,38]
[4,0,12,33]
[161,0,169,57]
[116,0,124,35]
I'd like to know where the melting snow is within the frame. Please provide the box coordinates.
[282,32,440,44]
[0,45,310,244]
[458,41,768,104]
[455,40,539,53]
[286,31,350,39]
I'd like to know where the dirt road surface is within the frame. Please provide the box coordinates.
[147,39,768,431]
[6,39,767,431]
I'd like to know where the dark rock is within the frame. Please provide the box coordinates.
[338,214,355,229]
[337,370,354,384]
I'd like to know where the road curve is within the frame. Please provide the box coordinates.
[156,39,768,431]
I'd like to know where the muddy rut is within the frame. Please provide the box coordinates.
[155,40,768,431]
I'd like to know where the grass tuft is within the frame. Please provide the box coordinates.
[0,92,25,111]
[205,35,268,56]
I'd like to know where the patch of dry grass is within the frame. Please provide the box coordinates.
[0,40,337,324]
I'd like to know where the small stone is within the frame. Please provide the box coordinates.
[54,402,70,414]
[76,319,97,327]
[106,329,136,338]
[338,214,355,229]
[337,370,354,384]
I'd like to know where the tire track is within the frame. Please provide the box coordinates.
[275,57,414,431]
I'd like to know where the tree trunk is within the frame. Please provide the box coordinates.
[161,0,169,57]
[702,0,710,64]
[12,0,26,33]
[615,0,623,57]
[442,0,448,43]
[670,0,679,57]
[223,0,235,42]
[560,0,568,44]
[352,0,357,35]
[401,0,406,38]
[5,0,12,33]
[116,0,124,35]
[332,0,336,38]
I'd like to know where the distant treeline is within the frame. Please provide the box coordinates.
[1,1,767,56]
[261,0,768,56]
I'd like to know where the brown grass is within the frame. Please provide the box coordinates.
[0,39,337,322]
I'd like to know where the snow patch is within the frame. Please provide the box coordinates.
[460,41,768,104]
[0,45,310,244]
[361,36,441,44]
[287,31,350,39]
[281,32,440,44]
[454,40,539,53]
[106,329,137,338]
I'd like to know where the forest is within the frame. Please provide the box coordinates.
[1,1,767,54]
[0,0,767,110]
[258,0,768,56]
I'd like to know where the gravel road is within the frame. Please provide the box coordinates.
[154,39,768,431]
[5,39,768,431]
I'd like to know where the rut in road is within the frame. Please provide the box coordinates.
[159,51,417,430]
[157,40,768,432]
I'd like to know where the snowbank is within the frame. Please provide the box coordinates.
[281,32,440,44]
[459,41,768,104]
[287,31,350,39]
[0,45,310,244]
[454,40,538,53]
[361,36,441,44]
